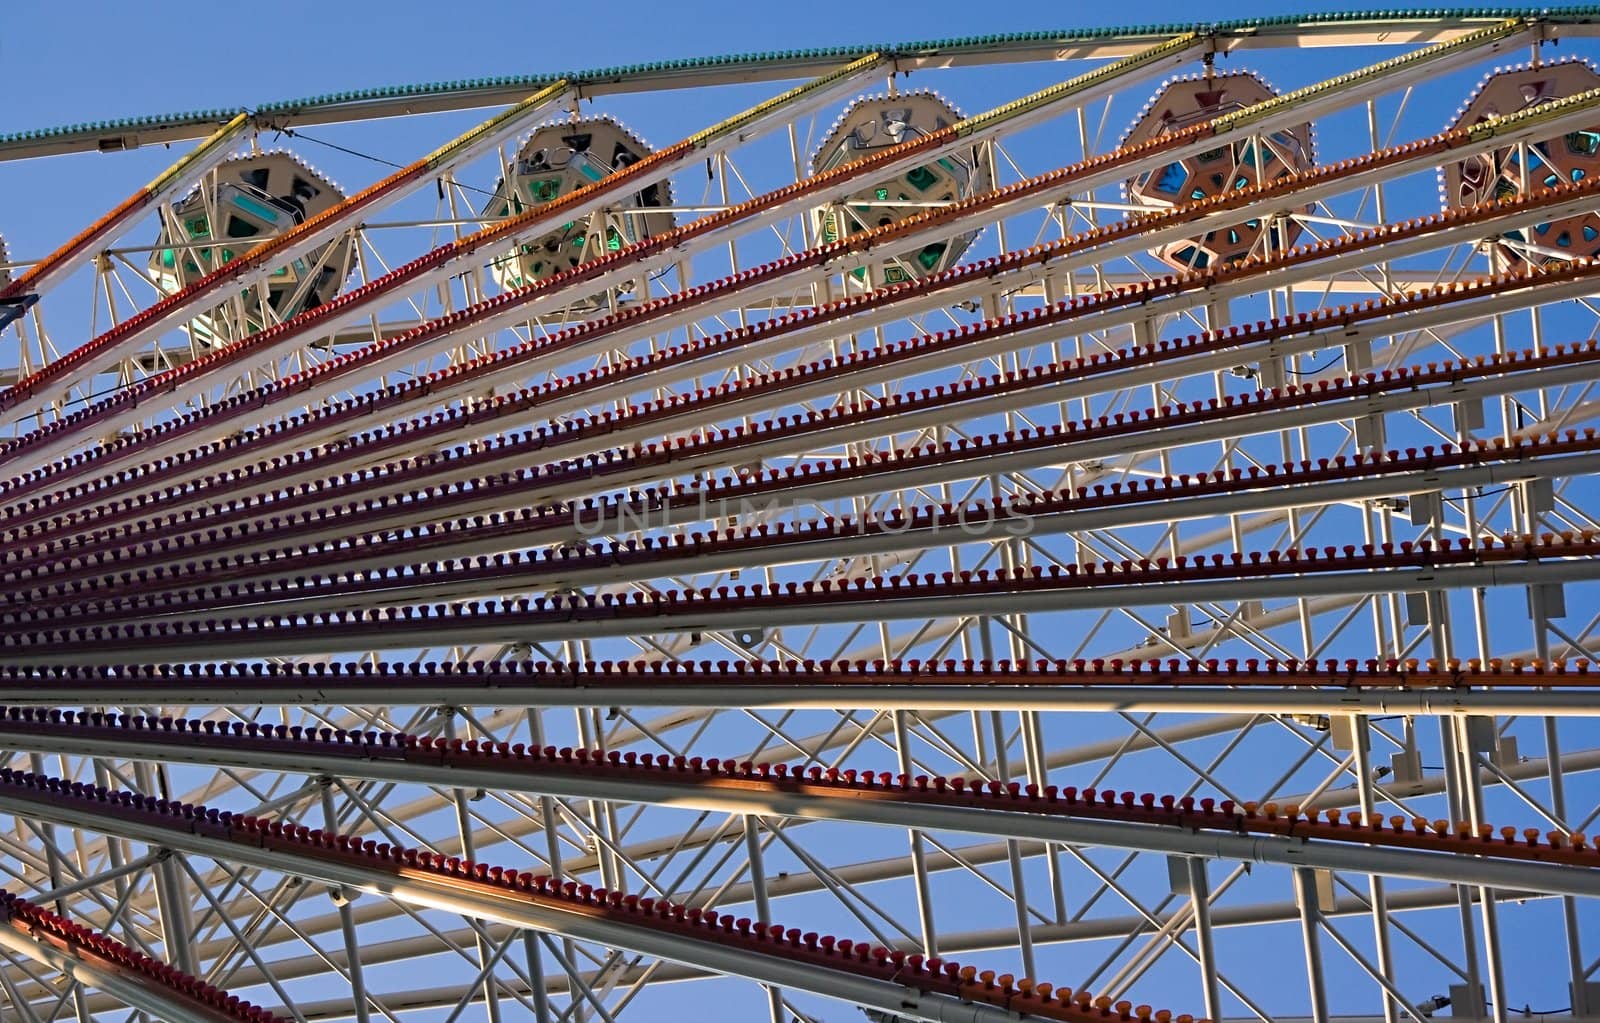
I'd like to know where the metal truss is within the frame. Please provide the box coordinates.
[2,11,1600,1023]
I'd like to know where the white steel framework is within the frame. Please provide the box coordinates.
[2,11,1600,1023]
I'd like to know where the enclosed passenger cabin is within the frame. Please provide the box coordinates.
[1441,60,1600,265]
[1123,73,1314,272]
[482,117,674,308]
[810,92,992,287]
[147,152,353,345]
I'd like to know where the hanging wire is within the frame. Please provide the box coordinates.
[279,128,501,199]
[278,128,407,170]
[1282,353,1344,375]
[1441,486,1515,504]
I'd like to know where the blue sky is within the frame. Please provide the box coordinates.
[2,3,1598,1021]
[4,0,1396,129]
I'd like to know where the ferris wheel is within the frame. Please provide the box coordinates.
[2,11,1600,1023]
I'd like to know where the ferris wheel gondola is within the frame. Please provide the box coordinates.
[810,92,992,286]
[481,117,674,308]
[1122,71,1315,271]
[1441,59,1600,264]
[3,18,1599,1023]
[146,151,354,346]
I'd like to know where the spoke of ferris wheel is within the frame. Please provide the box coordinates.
[40,208,1587,509]
[21,161,1588,509]
[9,81,586,415]
[9,252,1587,563]
[0,114,251,311]
[0,428,1466,607]
[12,762,1555,1023]
[2,36,1200,460]
[4,714,1598,899]
[86,884,1558,1023]
[24,543,1600,661]
[0,771,1555,1023]
[24,848,1544,1014]
[0,773,1175,1023]
[4,701,1264,910]
[0,768,1587,1023]
[10,34,1185,440]
[0,729,1576,925]
[0,885,287,1023]
[168,826,1529,991]
[0,693,1195,878]
[12,678,1555,998]
[0,698,1472,986]
[27,701,1237,893]
[16,658,1600,714]
[5,17,1600,1023]
[56,432,1600,623]
[6,19,1531,471]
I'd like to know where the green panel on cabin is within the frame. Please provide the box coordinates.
[231,193,280,222]
[905,165,938,191]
